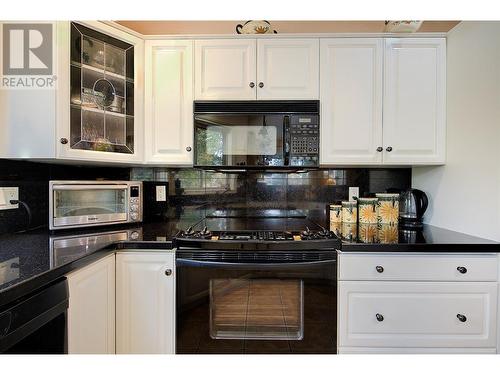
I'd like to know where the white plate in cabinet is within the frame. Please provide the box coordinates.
[195,39,257,100]
[320,38,383,165]
[338,253,498,282]
[145,40,194,165]
[256,39,319,100]
[338,281,497,348]
[383,38,446,165]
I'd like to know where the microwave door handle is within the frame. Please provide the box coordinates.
[284,115,290,166]
[176,258,336,269]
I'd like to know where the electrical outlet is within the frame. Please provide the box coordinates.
[156,185,167,202]
[348,187,359,201]
[0,187,19,210]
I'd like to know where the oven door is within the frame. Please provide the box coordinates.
[50,184,129,229]
[194,114,285,168]
[176,250,337,354]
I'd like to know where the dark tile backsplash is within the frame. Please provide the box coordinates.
[0,158,411,235]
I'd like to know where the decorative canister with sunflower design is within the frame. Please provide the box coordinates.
[358,198,378,224]
[329,204,342,224]
[341,222,357,242]
[378,223,399,244]
[341,201,357,223]
[358,223,378,243]
[376,193,400,225]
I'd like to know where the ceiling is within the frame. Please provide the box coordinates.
[115,20,460,35]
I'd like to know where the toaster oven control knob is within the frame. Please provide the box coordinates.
[130,231,140,240]
[130,204,138,212]
[130,213,139,221]
[186,146,192,152]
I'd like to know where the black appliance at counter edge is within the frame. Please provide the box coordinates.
[193,101,320,170]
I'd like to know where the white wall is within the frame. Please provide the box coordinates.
[412,21,500,241]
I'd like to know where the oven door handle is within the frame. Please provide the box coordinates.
[176,258,336,269]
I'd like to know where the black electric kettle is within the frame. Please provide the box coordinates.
[399,189,428,228]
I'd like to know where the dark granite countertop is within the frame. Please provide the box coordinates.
[0,213,202,309]
[340,225,500,252]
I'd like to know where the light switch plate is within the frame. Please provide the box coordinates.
[156,185,167,202]
[0,187,19,210]
[348,187,359,201]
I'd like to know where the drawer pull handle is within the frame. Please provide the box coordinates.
[456,314,467,322]
[375,265,384,273]
[457,266,467,274]
[376,313,384,322]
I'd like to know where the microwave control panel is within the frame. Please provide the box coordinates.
[289,115,319,166]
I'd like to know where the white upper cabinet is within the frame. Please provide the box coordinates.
[145,40,193,165]
[0,21,144,164]
[195,39,257,100]
[256,39,319,99]
[320,38,383,165]
[383,38,446,164]
[116,251,175,354]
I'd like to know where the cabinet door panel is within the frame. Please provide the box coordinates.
[320,39,383,165]
[256,39,319,99]
[68,254,115,354]
[116,252,175,354]
[195,39,256,100]
[145,40,193,165]
[383,38,446,164]
[338,281,497,348]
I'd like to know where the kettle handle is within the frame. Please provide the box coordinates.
[413,189,428,218]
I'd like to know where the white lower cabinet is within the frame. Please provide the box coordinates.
[338,253,499,354]
[67,254,116,354]
[116,251,175,354]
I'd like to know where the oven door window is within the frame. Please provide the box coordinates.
[194,114,284,167]
[210,279,303,340]
[52,186,128,227]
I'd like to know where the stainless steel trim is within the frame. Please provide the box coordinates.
[53,213,128,227]
[176,258,336,269]
[51,184,129,191]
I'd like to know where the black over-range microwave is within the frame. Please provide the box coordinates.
[193,101,320,169]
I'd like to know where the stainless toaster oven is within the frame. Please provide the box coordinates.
[49,181,143,230]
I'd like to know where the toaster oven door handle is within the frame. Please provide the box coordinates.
[51,185,129,191]
[176,258,336,269]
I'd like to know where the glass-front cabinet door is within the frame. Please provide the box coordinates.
[62,21,142,161]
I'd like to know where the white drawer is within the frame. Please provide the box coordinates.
[338,281,498,348]
[338,253,498,281]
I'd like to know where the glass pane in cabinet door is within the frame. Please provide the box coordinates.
[82,36,105,70]
[105,44,125,76]
[105,113,126,145]
[82,109,105,142]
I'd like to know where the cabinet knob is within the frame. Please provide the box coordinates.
[60,138,68,145]
[258,82,264,88]
[386,146,393,152]
[249,82,255,88]
[186,146,192,152]
[165,269,172,276]
[457,266,467,274]
[456,314,467,322]
[376,147,383,152]
[376,265,384,273]
[376,313,384,322]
